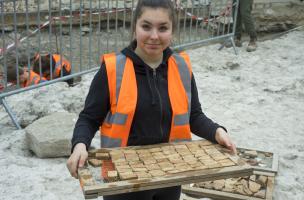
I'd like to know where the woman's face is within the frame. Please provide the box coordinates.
[19,70,29,83]
[135,7,173,59]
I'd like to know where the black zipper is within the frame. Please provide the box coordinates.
[153,68,164,139]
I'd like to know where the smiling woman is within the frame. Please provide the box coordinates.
[67,0,236,200]
[134,7,173,68]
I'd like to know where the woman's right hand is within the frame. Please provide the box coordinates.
[66,143,88,178]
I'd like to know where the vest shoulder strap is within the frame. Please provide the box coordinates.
[102,53,128,105]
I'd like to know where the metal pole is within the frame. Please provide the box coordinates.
[37,0,43,78]
[0,97,21,129]
[106,0,110,52]
[97,0,101,60]
[25,0,31,75]
[89,0,92,70]
[122,1,126,47]
[13,0,20,87]
[59,0,63,77]
[49,0,53,80]
[79,0,83,71]
[69,0,73,74]
[115,0,118,51]
[1,0,8,89]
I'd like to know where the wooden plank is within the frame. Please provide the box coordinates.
[271,153,279,173]
[179,193,203,200]
[83,166,252,196]
[265,177,275,200]
[84,193,99,199]
[253,170,275,177]
[182,185,264,200]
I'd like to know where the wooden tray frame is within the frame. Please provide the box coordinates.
[236,147,279,174]
[181,147,278,200]
[182,171,275,200]
[78,141,254,199]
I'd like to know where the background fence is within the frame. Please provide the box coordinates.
[0,0,238,129]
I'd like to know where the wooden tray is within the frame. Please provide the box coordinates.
[182,171,275,200]
[78,140,253,199]
[236,147,278,175]
[181,147,278,200]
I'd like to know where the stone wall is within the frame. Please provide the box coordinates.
[253,2,304,32]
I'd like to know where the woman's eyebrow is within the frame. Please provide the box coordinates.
[141,20,169,26]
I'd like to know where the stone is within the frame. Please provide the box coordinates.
[213,179,225,190]
[238,179,253,196]
[96,152,110,160]
[119,172,137,180]
[244,150,258,158]
[201,181,213,189]
[26,112,77,158]
[224,178,238,189]
[247,158,259,166]
[249,181,261,193]
[250,175,256,181]
[135,171,151,179]
[88,159,102,167]
[243,184,253,196]
[254,189,266,198]
[226,62,240,70]
[196,181,210,189]
[222,187,234,193]
[107,170,118,181]
[235,185,246,195]
[257,175,268,187]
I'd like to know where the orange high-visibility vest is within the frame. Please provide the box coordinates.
[52,54,71,78]
[22,70,47,88]
[100,52,193,148]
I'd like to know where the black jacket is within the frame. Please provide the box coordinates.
[72,45,224,150]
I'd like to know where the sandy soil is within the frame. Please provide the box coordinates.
[0,28,304,200]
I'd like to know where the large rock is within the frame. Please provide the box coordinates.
[26,112,77,158]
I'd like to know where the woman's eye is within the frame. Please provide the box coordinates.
[142,24,150,30]
[159,26,168,32]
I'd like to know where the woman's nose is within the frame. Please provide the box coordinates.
[150,29,159,39]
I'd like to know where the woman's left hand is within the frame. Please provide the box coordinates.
[215,127,237,155]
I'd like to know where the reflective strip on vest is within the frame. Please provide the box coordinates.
[104,111,128,125]
[174,113,189,126]
[115,54,127,103]
[55,60,62,69]
[171,138,191,143]
[30,76,38,86]
[172,54,191,126]
[103,53,127,126]
[100,135,122,148]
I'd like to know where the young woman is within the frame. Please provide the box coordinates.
[67,0,236,199]
[6,65,47,88]
[32,53,73,86]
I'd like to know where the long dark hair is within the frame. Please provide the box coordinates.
[32,54,55,77]
[131,0,177,40]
